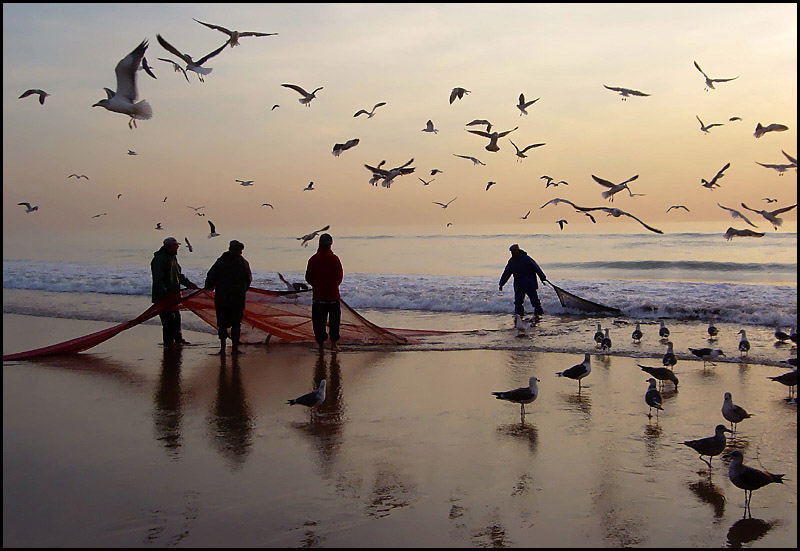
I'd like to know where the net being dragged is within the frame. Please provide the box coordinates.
[548,281,620,315]
[3,287,442,361]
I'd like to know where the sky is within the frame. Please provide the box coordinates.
[3,3,797,244]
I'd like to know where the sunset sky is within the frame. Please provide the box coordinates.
[3,3,797,243]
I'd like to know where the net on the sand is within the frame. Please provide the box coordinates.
[548,281,620,315]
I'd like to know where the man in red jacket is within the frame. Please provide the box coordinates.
[305,233,343,351]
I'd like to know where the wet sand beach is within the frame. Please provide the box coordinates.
[3,313,797,547]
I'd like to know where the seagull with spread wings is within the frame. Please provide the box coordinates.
[603,85,650,100]
[740,202,797,229]
[591,174,641,201]
[236,179,255,186]
[419,177,435,186]
[92,39,153,129]
[696,115,724,133]
[19,89,50,105]
[432,197,457,209]
[421,119,439,134]
[717,204,758,227]
[754,122,789,138]
[701,162,730,189]
[723,227,765,241]
[541,198,663,234]
[364,158,415,188]
[156,34,229,83]
[467,126,518,152]
[17,202,39,213]
[509,140,545,162]
[516,93,540,115]
[281,83,323,106]
[297,225,330,247]
[157,57,190,82]
[466,119,492,132]
[193,18,277,47]
[354,102,386,118]
[453,154,486,166]
[68,173,89,180]
[332,138,360,156]
[449,87,470,104]
[666,205,690,213]
[755,161,794,175]
[207,220,220,239]
[694,61,738,91]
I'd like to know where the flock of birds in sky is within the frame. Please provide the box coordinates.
[492,318,797,516]
[15,20,797,245]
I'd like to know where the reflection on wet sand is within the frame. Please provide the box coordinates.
[726,517,779,547]
[206,352,254,471]
[153,345,184,458]
[495,418,538,453]
[687,476,726,518]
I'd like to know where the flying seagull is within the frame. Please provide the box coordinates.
[281,83,323,106]
[432,197,457,209]
[667,205,690,213]
[693,61,738,91]
[701,162,730,189]
[297,225,330,247]
[91,212,107,218]
[184,237,193,252]
[93,39,153,129]
[364,158,415,188]
[68,174,89,179]
[186,205,205,211]
[696,115,723,133]
[261,203,274,209]
[430,169,443,175]
[723,227,765,241]
[509,140,545,162]
[485,181,496,191]
[717,203,758,227]
[419,177,435,186]
[467,126,518,152]
[207,220,220,239]
[287,380,326,408]
[591,174,641,201]
[556,219,568,230]
[17,202,39,213]
[755,161,794,175]
[449,87,470,104]
[278,272,308,292]
[521,210,531,220]
[139,56,157,79]
[19,89,50,105]
[540,198,664,234]
[236,179,254,186]
[492,376,540,416]
[603,85,650,100]
[157,57,190,82]
[127,149,137,155]
[303,181,315,191]
[421,119,439,133]
[354,102,386,118]
[754,122,788,138]
[156,34,229,82]
[729,116,742,122]
[466,119,492,132]
[192,18,277,47]
[155,222,163,230]
[332,138,360,156]
[763,198,778,203]
[271,104,279,110]
[516,93,540,115]
[453,154,486,166]
[740,202,797,229]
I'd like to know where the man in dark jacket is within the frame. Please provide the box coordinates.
[499,243,547,316]
[205,240,253,354]
[151,237,199,345]
[305,233,344,351]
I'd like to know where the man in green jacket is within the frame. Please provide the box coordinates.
[151,237,198,345]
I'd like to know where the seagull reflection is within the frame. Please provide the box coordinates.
[208,353,254,471]
[727,517,778,544]
[686,477,726,518]
[153,345,184,458]
[495,417,539,453]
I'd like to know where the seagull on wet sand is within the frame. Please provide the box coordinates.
[281,83,323,106]
[701,162,730,189]
[645,378,663,419]
[492,376,539,415]
[603,85,650,100]
[738,329,750,357]
[421,119,438,133]
[192,18,277,47]
[697,115,724,133]
[468,126,518,152]
[754,123,789,138]
[728,450,784,514]
[354,102,386,118]
[19,89,50,105]
[297,225,330,247]
[767,369,797,398]
[694,61,738,91]
[722,392,753,432]
[156,34,229,83]
[707,320,719,340]
[600,328,612,353]
[332,138,360,156]
[663,341,677,369]
[432,197,457,209]
[449,87,470,104]
[740,202,797,229]
[207,220,220,239]
[17,202,38,213]
[718,203,758,227]
[667,205,690,213]
[453,154,486,166]
[689,347,725,367]
[658,321,670,339]
[593,324,604,347]
[287,379,326,408]
[723,227,765,240]
[774,325,790,342]
[93,39,153,129]
[683,424,731,468]
[556,353,591,391]
[632,322,643,343]
[638,364,679,389]
[510,140,545,161]
[516,93,540,115]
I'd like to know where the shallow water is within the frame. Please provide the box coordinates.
[3,314,796,547]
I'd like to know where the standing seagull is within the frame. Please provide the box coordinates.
[631,322,643,343]
[192,18,277,47]
[92,39,153,129]
[722,392,753,432]
[737,329,750,357]
[767,370,797,398]
[644,378,663,419]
[467,126,518,152]
[421,119,439,134]
[693,61,738,91]
[593,324,604,347]
[207,220,220,239]
[516,93,540,115]
[600,328,612,353]
[774,325,791,343]
[281,83,323,106]
[492,377,539,416]
[287,380,326,408]
[510,140,545,162]
[156,34,229,83]
[449,87,470,104]
[689,347,725,367]
[740,203,797,230]
[639,364,679,389]
[354,102,386,118]
[663,341,677,369]
[701,162,730,189]
[696,115,724,133]
[707,319,719,340]
[556,353,592,391]
[682,425,731,468]
[17,202,39,213]
[19,89,50,105]
[754,123,789,138]
[432,197,457,209]
[603,85,650,100]
[717,203,758,227]
[727,450,784,516]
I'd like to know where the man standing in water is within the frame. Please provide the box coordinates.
[151,237,199,346]
[305,233,343,351]
[499,243,548,317]
[204,240,252,355]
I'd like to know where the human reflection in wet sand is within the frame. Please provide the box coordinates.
[726,517,778,546]
[207,352,254,471]
[292,351,345,476]
[686,476,726,519]
[153,344,184,458]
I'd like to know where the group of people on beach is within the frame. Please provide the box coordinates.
[151,235,547,352]
[151,233,343,354]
